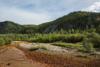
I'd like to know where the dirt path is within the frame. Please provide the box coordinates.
[0,46,48,67]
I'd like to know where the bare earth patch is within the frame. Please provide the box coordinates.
[18,42,69,53]
[0,42,100,67]
[0,46,48,67]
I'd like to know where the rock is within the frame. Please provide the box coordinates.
[7,63,12,65]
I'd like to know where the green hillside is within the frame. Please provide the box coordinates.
[0,11,100,34]
[39,11,100,33]
[0,21,23,34]
[21,25,38,34]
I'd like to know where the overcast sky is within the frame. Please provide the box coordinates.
[0,0,100,25]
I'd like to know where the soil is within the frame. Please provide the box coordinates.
[21,48,100,67]
[18,42,68,52]
[0,41,100,67]
[0,45,48,67]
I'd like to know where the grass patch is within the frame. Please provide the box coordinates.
[29,46,48,51]
[97,53,100,55]
[77,54,90,59]
[39,46,48,50]
[52,41,82,48]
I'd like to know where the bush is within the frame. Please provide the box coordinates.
[0,38,5,46]
[65,34,84,43]
[32,33,84,43]
[86,32,100,47]
[4,38,12,45]
[83,38,95,53]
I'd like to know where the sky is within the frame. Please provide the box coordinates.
[0,0,100,25]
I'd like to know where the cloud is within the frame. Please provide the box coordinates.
[82,1,100,12]
[0,0,100,24]
[0,6,52,25]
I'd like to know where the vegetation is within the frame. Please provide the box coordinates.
[31,33,84,43]
[39,46,48,50]
[0,21,23,34]
[82,38,95,53]
[0,11,100,53]
[4,38,12,44]
[0,32,99,53]
[0,11,100,34]
[0,38,12,46]
[52,41,82,48]
[29,46,48,51]
[0,38,5,46]
[77,54,90,58]
[38,11,100,33]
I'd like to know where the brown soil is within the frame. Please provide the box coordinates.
[0,42,100,67]
[19,47,100,67]
[0,46,48,67]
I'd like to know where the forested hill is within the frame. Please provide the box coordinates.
[0,11,100,34]
[0,21,38,34]
[0,21,23,34]
[38,11,100,33]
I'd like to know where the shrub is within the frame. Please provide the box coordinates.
[90,33,100,47]
[32,33,84,43]
[65,34,84,43]
[0,38,5,46]
[4,38,12,45]
[83,38,95,53]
